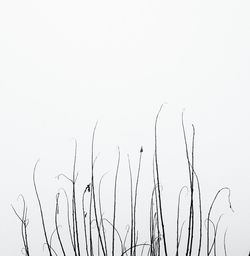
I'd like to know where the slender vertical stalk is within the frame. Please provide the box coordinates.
[89,182,93,256]
[178,221,186,248]
[60,188,75,252]
[223,229,228,256]
[176,186,188,256]
[152,156,160,256]
[123,225,130,254]
[98,174,108,256]
[133,147,143,256]
[103,218,124,254]
[188,125,196,256]
[149,188,154,256]
[154,104,168,256]
[33,160,53,256]
[149,179,159,256]
[112,148,121,256]
[213,214,224,256]
[55,193,66,256]
[206,219,216,255]
[82,184,90,256]
[90,122,106,256]
[72,140,81,256]
[181,112,194,256]
[193,171,202,256]
[127,155,134,256]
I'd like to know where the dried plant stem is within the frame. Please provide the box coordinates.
[154,104,168,256]
[33,160,53,256]
[90,122,106,256]
[55,193,66,256]
[112,148,121,256]
[176,186,188,256]
[103,218,124,254]
[133,147,143,256]
[121,243,151,256]
[12,195,30,256]
[188,125,195,256]
[89,186,94,256]
[98,174,108,256]
[181,112,194,256]
[192,169,202,256]
[207,187,233,256]
[152,156,160,256]
[213,214,224,256]
[223,229,228,256]
[128,155,134,256]
[72,140,81,256]
[82,184,90,256]
[60,188,75,252]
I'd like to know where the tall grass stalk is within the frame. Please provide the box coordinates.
[133,147,143,256]
[33,160,53,256]
[12,195,30,256]
[154,104,168,256]
[112,148,120,256]
[55,192,66,256]
[90,122,106,256]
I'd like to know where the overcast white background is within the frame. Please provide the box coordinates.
[0,0,250,254]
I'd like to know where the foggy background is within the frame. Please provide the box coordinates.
[0,0,250,254]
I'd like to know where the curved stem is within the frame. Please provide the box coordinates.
[90,122,106,256]
[33,160,53,256]
[55,193,66,256]
[133,147,143,256]
[154,104,168,256]
[176,186,188,256]
[112,148,121,256]
[207,187,233,256]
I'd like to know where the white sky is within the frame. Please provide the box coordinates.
[0,0,250,255]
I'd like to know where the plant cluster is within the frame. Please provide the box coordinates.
[12,107,234,256]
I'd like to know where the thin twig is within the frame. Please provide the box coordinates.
[33,160,53,256]
[112,148,121,256]
[154,104,168,256]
